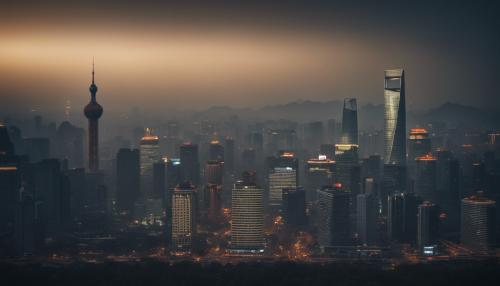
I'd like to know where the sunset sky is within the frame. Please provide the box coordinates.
[1,1,499,115]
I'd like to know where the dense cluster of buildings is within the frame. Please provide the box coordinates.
[1,67,499,260]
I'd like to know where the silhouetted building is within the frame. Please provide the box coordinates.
[180,143,200,186]
[23,138,50,163]
[317,185,351,248]
[55,121,84,168]
[341,98,358,144]
[282,187,307,228]
[335,144,359,194]
[384,68,406,165]
[305,155,335,201]
[116,148,140,213]
[153,160,166,198]
[209,140,224,161]
[414,154,437,203]
[357,192,377,245]
[387,192,419,243]
[306,121,325,153]
[83,64,103,172]
[417,201,439,253]
[224,137,235,174]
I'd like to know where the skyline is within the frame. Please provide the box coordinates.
[1,1,500,115]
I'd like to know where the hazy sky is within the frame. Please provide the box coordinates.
[1,1,499,116]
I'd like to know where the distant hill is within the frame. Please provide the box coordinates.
[192,101,500,130]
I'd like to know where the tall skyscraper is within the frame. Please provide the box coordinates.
[461,196,496,253]
[356,192,377,246]
[414,154,437,203]
[180,143,200,186]
[384,69,406,165]
[334,144,359,194]
[317,185,351,248]
[83,63,103,172]
[305,155,336,201]
[408,128,431,163]
[209,140,224,161]
[140,129,160,196]
[116,148,140,213]
[171,183,197,252]
[387,192,419,243]
[230,172,265,254]
[282,187,307,228]
[267,152,298,209]
[417,201,439,252]
[341,98,358,145]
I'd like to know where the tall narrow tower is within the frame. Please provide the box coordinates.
[84,62,103,172]
[341,98,358,144]
[384,69,406,165]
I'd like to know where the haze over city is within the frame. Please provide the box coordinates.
[1,1,500,286]
[1,1,500,115]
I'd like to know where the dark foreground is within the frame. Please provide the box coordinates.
[1,260,499,286]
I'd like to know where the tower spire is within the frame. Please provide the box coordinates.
[92,57,95,84]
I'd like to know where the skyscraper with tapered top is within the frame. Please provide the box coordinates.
[83,62,103,172]
[384,69,406,165]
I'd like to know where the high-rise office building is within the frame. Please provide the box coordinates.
[224,137,235,175]
[55,121,84,169]
[282,187,307,228]
[180,143,200,186]
[153,160,166,199]
[387,192,419,243]
[341,98,358,145]
[83,63,103,172]
[319,144,335,160]
[408,128,431,163]
[267,152,298,209]
[171,183,197,252]
[140,129,160,196]
[414,154,437,203]
[230,172,265,253]
[209,140,224,161]
[116,148,140,213]
[317,185,351,248]
[461,196,496,253]
[417,201,439,252]
[356,192,377,245]
[23,138,50,163]
[204,160,224,226]
[384,69,406,165]
[334,144,359,194]
[436,150,461,231]
[305,155,336,201]
[306,121,325,153]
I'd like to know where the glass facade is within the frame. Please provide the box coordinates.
[384,69,406,165]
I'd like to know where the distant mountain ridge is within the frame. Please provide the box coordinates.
[193,100,500,130]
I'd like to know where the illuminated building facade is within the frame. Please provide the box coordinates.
[341,98,358,144]
[140,129,160,195]
[408,128,431,163]
[461,196,496,253]
[230,174,265,253]
[384,69,406,165]
[267,152,298,208]
[171,183,197,252]
[305,155,336,201]
[83,63,103,172]
[334,144,359,193]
